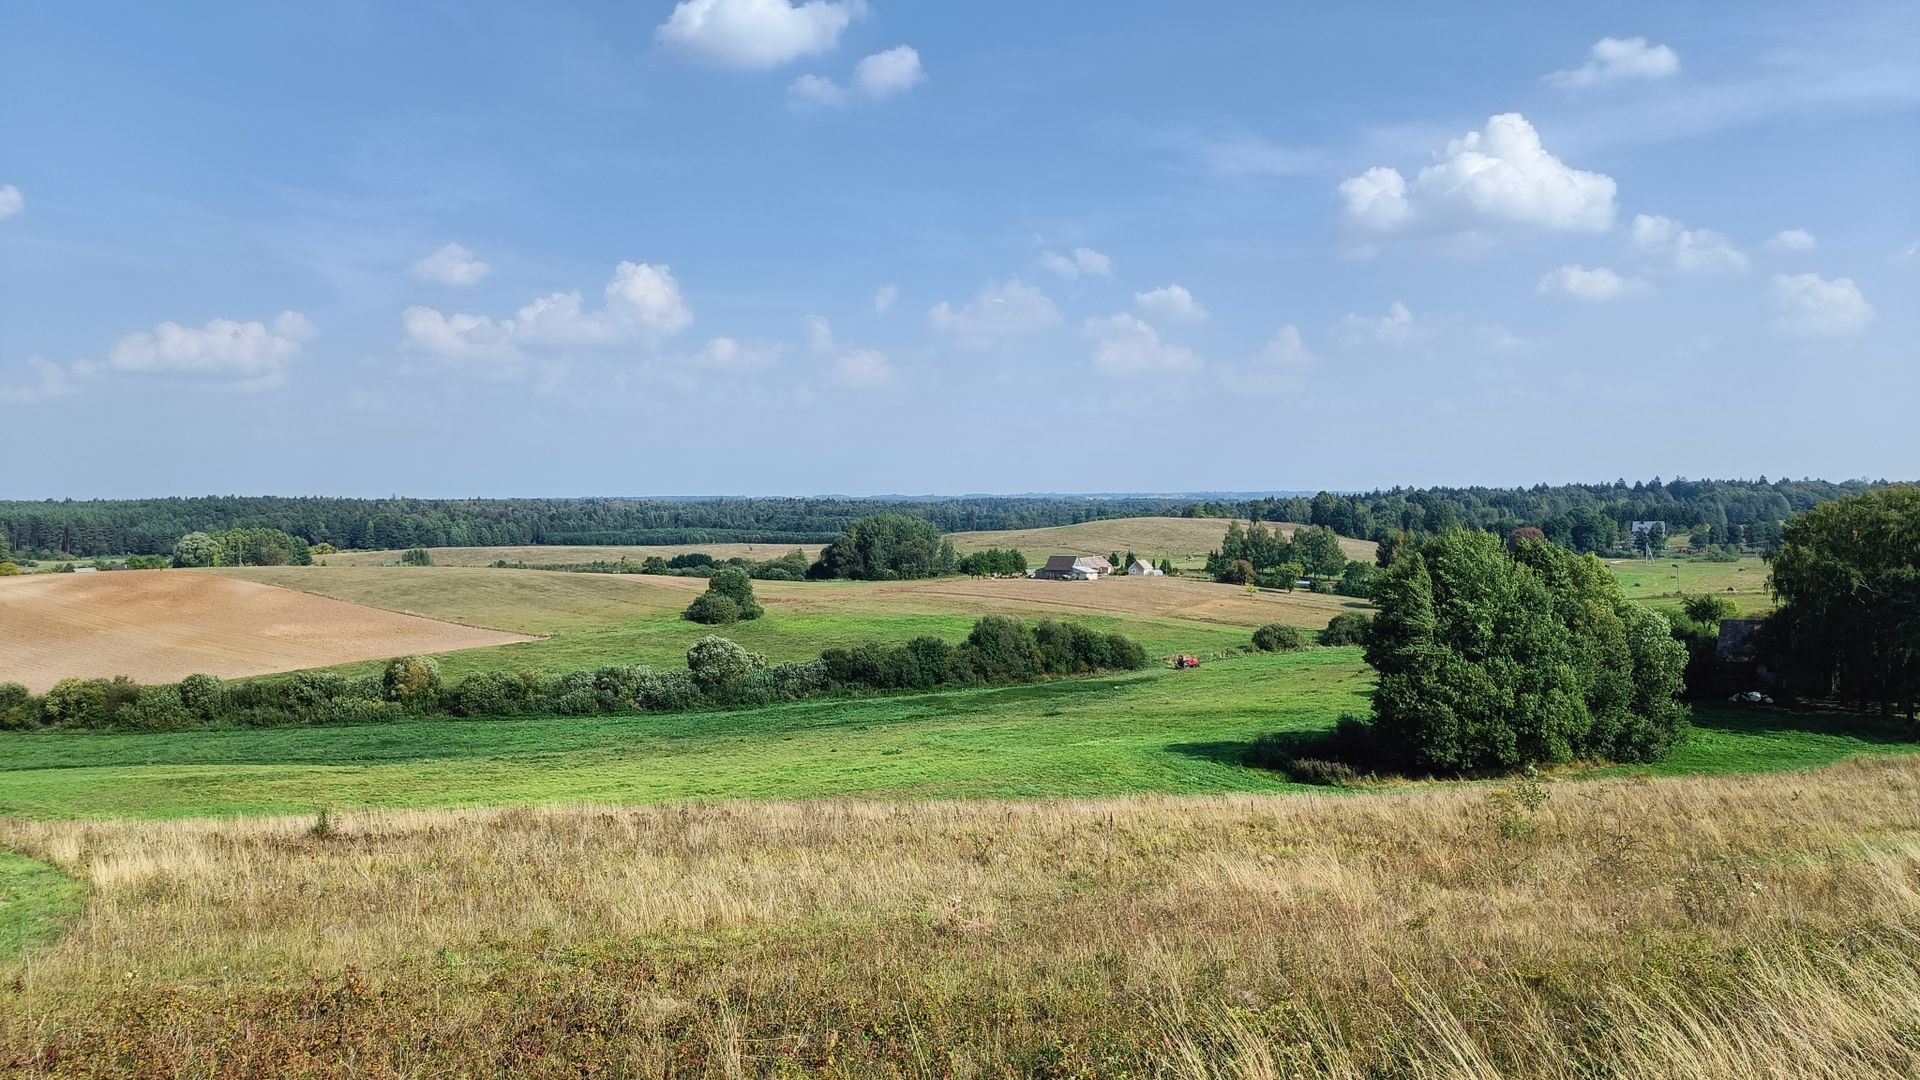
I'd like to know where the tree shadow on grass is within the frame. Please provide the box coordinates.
[1164,739,1257,767]
[1688,703,1920,747]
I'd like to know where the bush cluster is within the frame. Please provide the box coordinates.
[1251,623,1307,652]
[682,568,765,625]
[0,617,1149,733]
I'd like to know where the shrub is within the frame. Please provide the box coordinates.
[400,547,434,567]
[1106,633,1148,670]
[1252,623,1306,652]
[452,670,534,717]
[0,682,41,731]
[687,636,765,691]
[0,562,20,576]
[42,678,110,728]
[382,655,443,706]
[122,684,199,726]
[961,615,1038,683]
[1680,593,1737,627]
[684,567,763,624]
[1319,612,1373,647]
[682,592,741,625]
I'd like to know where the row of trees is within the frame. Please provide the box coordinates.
[3,479,1882,560]
[957,548,1028,577]
[171,528,312,568]
[0,495,1200,559]
[0,616,1151,733]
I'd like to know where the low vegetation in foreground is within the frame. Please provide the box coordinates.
[5,758,1920,1077]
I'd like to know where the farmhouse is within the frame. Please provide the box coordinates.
[1126,558,1163,576]
[1033,554,1112,581]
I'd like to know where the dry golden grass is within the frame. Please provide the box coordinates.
[210,565,703,635]
[221,564,1356,639]
[0,570,532,692]
[759,573,1360,628]
[5,757,1919,1077]
[319,517,1370,571]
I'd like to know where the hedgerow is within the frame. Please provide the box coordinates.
[0,617,1149,733]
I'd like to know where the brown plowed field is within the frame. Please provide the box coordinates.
[0,570,533,692]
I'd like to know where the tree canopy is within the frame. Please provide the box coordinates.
[808,514,958,580]
[1765,486,1919,719]
[1363,530,1688,773]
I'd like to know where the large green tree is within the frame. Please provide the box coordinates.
[1765,486,1920,719]
[1364,530,1687,773]
[807,514,958,580]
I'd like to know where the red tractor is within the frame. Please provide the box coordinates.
[1173,654,1201,670]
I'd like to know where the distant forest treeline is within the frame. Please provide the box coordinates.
[0,478,1899,558]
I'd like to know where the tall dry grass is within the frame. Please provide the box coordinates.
[4,757,1920,1077]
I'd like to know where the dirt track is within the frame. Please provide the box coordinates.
[0,570,533,692]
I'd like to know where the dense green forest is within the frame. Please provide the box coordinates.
[0,478,1898,558]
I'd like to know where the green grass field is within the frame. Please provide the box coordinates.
[3,648,1913,821]
[0,852,85,955]
[1606,555,1773,615]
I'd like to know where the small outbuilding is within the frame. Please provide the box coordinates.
[1126,558,1162,576]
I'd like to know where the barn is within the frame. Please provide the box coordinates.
[1033,554,1112,580]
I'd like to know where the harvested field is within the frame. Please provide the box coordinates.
[317,517,1370,571]
[0,571,533,692]
[773,572,1360,628]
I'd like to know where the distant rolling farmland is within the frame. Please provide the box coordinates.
[0,571,532,692]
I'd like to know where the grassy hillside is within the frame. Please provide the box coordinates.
[3,645,1913,820]
[5,758,1919,1076]
[1606,555,1773,615]
[210,565,1357,678]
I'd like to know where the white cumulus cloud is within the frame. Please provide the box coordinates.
[1133,284,1208,321]
[108,311,315,387]
[695,336,782,371]
[1224,325,1318,395]
[1631,214,1748,273]
[656,0,861,69]
[1537,264,1652,301]
[1547,37,1680,89]
[873,284,898,314]
[1038,247,1113,280]
[786,73,848,107]
[832,347,894,386]
[855,45,924,97]
[804,313,835,352]
[410,243,490,287]
[0,358,88,404]
[1772,273,1874,337]
[1338,114,1616,235]
[404,262,693,363]
[1335,301,1417,345]
[0,185,21,221]
[928,279,1061,339]
[1766,228,1818,252]
[1083,313,1200,377]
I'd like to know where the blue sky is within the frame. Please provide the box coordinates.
[2,1,1915,498]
